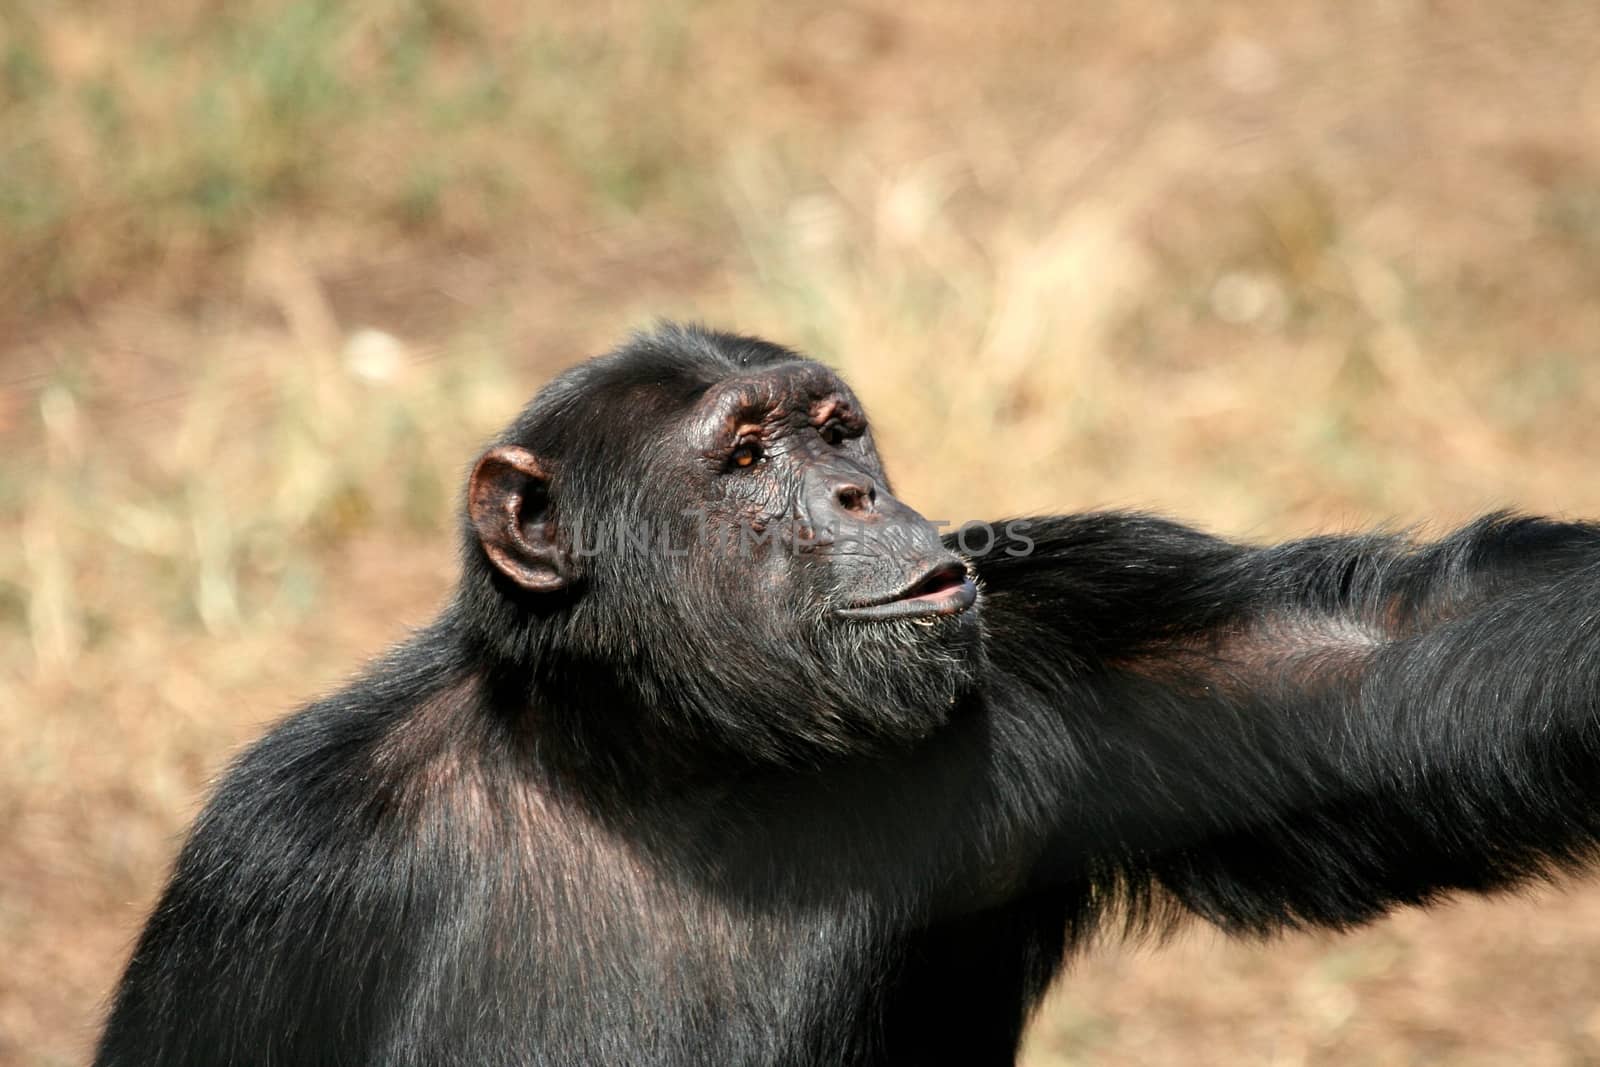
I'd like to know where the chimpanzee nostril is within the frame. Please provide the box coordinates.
[836,484,876,514]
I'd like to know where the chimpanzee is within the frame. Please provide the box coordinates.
[98,323,1600,1066]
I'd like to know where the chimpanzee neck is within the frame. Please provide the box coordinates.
[506,666,734,796]
[427,628,748,802]
[447,566,952,797]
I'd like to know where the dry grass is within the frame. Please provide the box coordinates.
[6,2,1600,1063]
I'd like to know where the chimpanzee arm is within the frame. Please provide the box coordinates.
[962,512,1600,933]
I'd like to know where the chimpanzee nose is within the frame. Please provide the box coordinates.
[835,482,877,516]
[796,468,944,556]
[799,469,900,539]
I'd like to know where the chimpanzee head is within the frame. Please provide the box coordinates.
[461,324,984,766]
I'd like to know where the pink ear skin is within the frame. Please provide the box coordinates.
[468,445,570,593]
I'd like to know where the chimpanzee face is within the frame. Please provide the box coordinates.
[469,352,986,757]
[679,360,977,626]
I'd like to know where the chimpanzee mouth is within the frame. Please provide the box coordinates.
[835,561,977,621]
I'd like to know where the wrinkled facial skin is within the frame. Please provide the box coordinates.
[685,363,976,618]
[579,361,986,755]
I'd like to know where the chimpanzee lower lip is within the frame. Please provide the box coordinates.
[836,566,977,621]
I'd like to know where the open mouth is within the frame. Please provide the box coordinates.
[835,561,977,621]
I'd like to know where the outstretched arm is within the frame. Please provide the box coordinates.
[964,512,1600,933]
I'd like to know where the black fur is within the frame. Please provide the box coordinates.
[98,324,1600,1066]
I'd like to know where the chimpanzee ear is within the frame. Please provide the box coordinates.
[468,445,570,593]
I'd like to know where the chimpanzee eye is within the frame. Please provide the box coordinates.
[730,442,763,469]
[819,421,847,447]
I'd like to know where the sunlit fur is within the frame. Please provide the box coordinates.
[99,325,1600,1067]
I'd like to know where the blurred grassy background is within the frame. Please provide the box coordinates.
[5,1,1600,1063]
